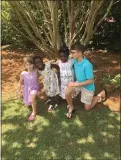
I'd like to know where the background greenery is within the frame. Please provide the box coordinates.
[2,1,121,53]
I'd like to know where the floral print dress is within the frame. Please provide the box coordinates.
[57,59,74,99]
[39,62,60,97]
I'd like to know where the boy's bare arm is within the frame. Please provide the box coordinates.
[68,79,94,87]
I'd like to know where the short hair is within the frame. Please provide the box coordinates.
[24,56,34,64]
[70,43,85,53]
[59,46,69,56]
[32,55,43,62]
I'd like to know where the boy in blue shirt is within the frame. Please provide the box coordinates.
[65,43,107,118]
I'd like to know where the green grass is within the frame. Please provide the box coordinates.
[2,98,120,160]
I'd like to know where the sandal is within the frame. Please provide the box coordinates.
[28,114,36,121]
[67,105,70,110]
[65,109,76,119]
[103,89,108,102]
[98,89,108,102]
[54,104,58,109]
[45,99,51,105]
[48,105,54,112]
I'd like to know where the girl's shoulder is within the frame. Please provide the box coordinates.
[20,71,28,79]
[21,71,27,75]
[45,62,51,69]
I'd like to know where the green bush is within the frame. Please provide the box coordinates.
[2,1,32,48]
[102,74,120,89]
[110,74,120,88]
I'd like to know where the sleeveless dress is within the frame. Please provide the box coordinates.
[39,62,60,97]
[21,71,39,106]
[57,59,74,99]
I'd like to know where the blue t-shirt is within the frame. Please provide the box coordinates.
[73,57,95,91]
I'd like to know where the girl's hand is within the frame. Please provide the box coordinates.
[17,91,23,100]
[19,94,23,100]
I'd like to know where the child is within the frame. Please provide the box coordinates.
[65,43,107,118]
[17,56,39,121]
[56,47,75,100]
[33,56,60,112]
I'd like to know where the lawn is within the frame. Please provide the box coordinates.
[2,98,120,160]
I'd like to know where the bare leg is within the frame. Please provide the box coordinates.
[65,87,75,110]
[65,87,76,118]
[30,94,37,116]
[84,90,107,111]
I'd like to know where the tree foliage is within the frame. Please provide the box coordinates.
[88,0,121,52]
[2,1,33,48]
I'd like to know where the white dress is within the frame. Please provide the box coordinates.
[57,59,74,99]
[39,62,60,97]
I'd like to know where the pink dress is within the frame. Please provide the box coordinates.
[21,71,39,106]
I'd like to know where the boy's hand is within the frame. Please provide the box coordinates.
[68,82,80,87]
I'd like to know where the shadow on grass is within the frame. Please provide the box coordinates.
[2,97,120,160]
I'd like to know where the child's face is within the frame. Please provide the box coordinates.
[70,50,82,59]
[25,62,34,71]
[60,52,69,63]
[34,58,44,70]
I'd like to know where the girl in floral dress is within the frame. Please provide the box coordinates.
[33,56,60,112]
[56,47,75,100]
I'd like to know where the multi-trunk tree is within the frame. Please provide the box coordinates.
[2,0,117,58]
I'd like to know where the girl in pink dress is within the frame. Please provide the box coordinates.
[17,56,39,121]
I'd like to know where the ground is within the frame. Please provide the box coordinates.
[2,47,120,159]
[2,47,120,111]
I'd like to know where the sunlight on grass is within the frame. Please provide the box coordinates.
[77,134,94,145]
[101,132,114,138]
[27,142,36,148]
[77,138,87,144]
[74,116,84,127]
[2,124,17,132]
[61,121,69,128]
[108,124,114,129]
[2,98,120,159]
[104,152,114,158]
[87,134,95,143]
[116,115,120,121]
[12,142,22,149]
[83,152,93,160]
